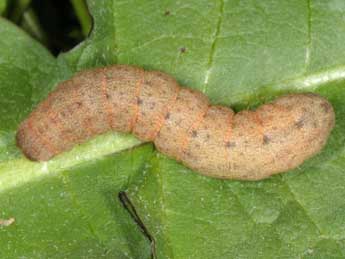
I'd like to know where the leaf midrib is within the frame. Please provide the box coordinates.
[0,132,142,194]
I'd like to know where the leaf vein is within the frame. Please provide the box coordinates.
[304,0,312,73]
[202,0,224,93]
[280,175,326,238]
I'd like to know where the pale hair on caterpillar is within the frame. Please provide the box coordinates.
[16,65,335,180]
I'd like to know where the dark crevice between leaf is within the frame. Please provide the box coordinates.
[118,191,156,259]
[5,0,93,55]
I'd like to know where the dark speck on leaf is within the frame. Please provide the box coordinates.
[164,10,171,16]
[180,47,186,53]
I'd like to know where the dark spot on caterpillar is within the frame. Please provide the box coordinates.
[225,141,236,148]
[206,134,210,139]
[137,98,143,105]
[145,80,152,86]
[180,47,186,53]
[191,130,198,137]
[295,119,304,129]
[184,151,191,158]
[76,102,83,107]
[38,127,44,134]
[164,10,171,16]
[105,94,111,99]
[165,112,170,120]
[150,103,156,109]
[84,117,94,128]
[321,102,331,113]
[263,135,270,145]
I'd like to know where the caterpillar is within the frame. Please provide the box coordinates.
[16,65,335,180]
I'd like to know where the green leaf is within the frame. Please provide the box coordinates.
[70,0,92,37]
[0,0,6,15]
[2,0,345,258]
[0,17,58,162]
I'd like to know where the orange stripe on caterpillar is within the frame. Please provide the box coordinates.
[16,65,335,180]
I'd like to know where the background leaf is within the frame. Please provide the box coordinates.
[0,0,6,15]
[2,0,345,258]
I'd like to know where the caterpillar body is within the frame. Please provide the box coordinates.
[16,65,335,180]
